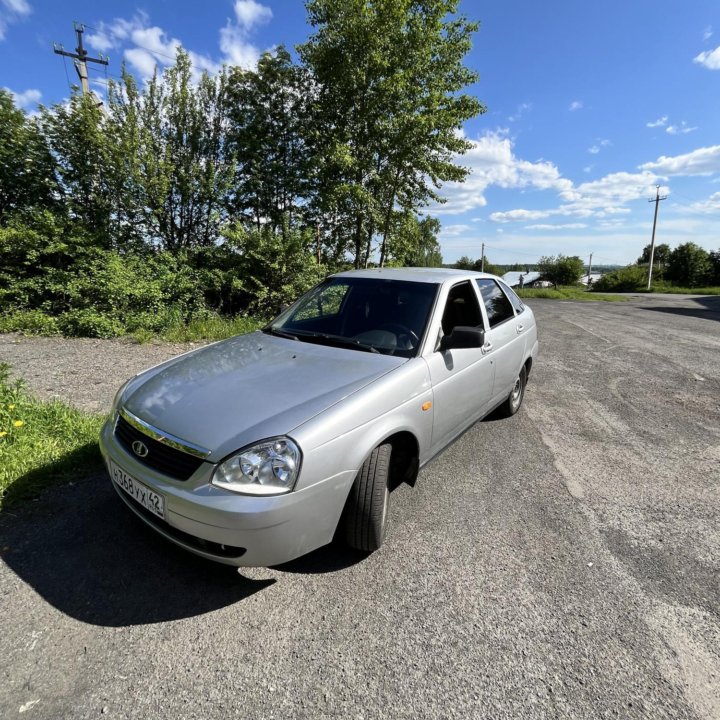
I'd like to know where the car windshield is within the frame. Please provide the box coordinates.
[264,277,439,358]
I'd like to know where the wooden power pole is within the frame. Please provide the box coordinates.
[53,22,108,97]
[646,185,668,290]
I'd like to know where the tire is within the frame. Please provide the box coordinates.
[498,365,527,418]
[343,443,392,552]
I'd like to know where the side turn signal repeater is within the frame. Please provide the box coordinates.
[421,401,433,412]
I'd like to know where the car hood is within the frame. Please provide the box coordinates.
[123,331,405,461]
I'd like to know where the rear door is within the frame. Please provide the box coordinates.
[475,279,526,407]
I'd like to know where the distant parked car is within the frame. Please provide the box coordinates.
[100,269,539,566]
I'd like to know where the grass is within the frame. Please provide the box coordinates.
[645,283,720,295]
[516,286,629,302]
[132,314,264,344]
[0,309,265,344]
[0,363,105,509]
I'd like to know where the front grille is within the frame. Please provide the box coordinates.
[115,414,205,481]
[116,485,246,559]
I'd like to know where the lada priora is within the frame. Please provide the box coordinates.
[100,268,539,566]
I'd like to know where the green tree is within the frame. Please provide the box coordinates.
[537,255,585,288]
[224,220,326,316]
[637,242,671,266]
[226,47,314,233]
[299,0,484,268]
[122,50,234,252]
[0,90,56,223]
[709,249,720,285]
[637,242,670,281]
[39,92,112,243]
[385,215,443,266]
[666,242,712,287]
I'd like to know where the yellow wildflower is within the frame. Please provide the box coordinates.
[13,420,24,428]
[0,431,7,437]
[8,404,15,410]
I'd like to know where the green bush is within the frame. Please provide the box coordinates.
[0,309,60,335]
[593,265,647,292]
[58,309,125,339]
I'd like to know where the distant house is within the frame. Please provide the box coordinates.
[502,271,543,288]
[578,273,602,286]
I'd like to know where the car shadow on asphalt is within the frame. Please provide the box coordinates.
[637,295,720,323]
[0,468,274,627]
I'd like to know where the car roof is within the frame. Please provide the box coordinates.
[332,267,500,285]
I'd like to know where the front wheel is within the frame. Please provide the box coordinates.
[343,443,391,552]
[498,366,527,418]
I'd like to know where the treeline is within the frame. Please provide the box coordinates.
[0,0,483,337]
[595,242,720,292]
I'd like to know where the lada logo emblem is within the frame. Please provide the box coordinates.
[132,440,149,458]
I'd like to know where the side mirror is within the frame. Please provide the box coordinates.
[439,326,485,351]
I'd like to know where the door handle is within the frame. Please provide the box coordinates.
[516,324,524,333]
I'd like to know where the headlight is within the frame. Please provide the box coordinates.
[212,437,301,495]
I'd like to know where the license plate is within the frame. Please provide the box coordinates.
[110,460,165,520]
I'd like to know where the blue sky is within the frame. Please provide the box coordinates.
[1,0,719,266]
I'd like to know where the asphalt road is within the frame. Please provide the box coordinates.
[1,294,719,719]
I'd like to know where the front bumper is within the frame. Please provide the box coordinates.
[99,418,355,567]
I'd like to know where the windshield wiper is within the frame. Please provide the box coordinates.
[263,327,299,341]
[296,331,381,354]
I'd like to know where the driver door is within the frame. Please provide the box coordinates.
[424,280,496,456]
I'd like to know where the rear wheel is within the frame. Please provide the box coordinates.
[499,366,527,418]
[343,443,392,552]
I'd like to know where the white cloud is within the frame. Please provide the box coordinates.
[646,116,667,128]
[233,0,272,31]
[640,145,720,175]
[583,165,593,173]
[491,209,552,223]
[678,191,720,214]
[219,0,272,69]
[219,25,261,68]
[665,121,697,135]
[588,138,611,154]
[525,223,588,230]
[434,130,572,215]
[694,46,720,69]
[439,224,472,237]
[490,171,665,224]
[85,13,221,81]
[508,102,531,122]
[703,26,713,41]
[0,0,31,41]
[4,86,40,107]
[569,100,583,111]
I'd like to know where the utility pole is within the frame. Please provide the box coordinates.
[587,252,593,282]
[53,22,108,97]
[481,242,485,272]
[646,185,668,290]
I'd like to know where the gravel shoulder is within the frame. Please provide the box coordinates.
[1,295,719,720]
[0,335,206,413]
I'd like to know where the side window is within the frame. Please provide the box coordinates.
[441,281,483,335]
[497,280,525,315]
[475,279,515,328]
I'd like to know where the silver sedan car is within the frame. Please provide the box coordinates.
[100,268,538,566]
